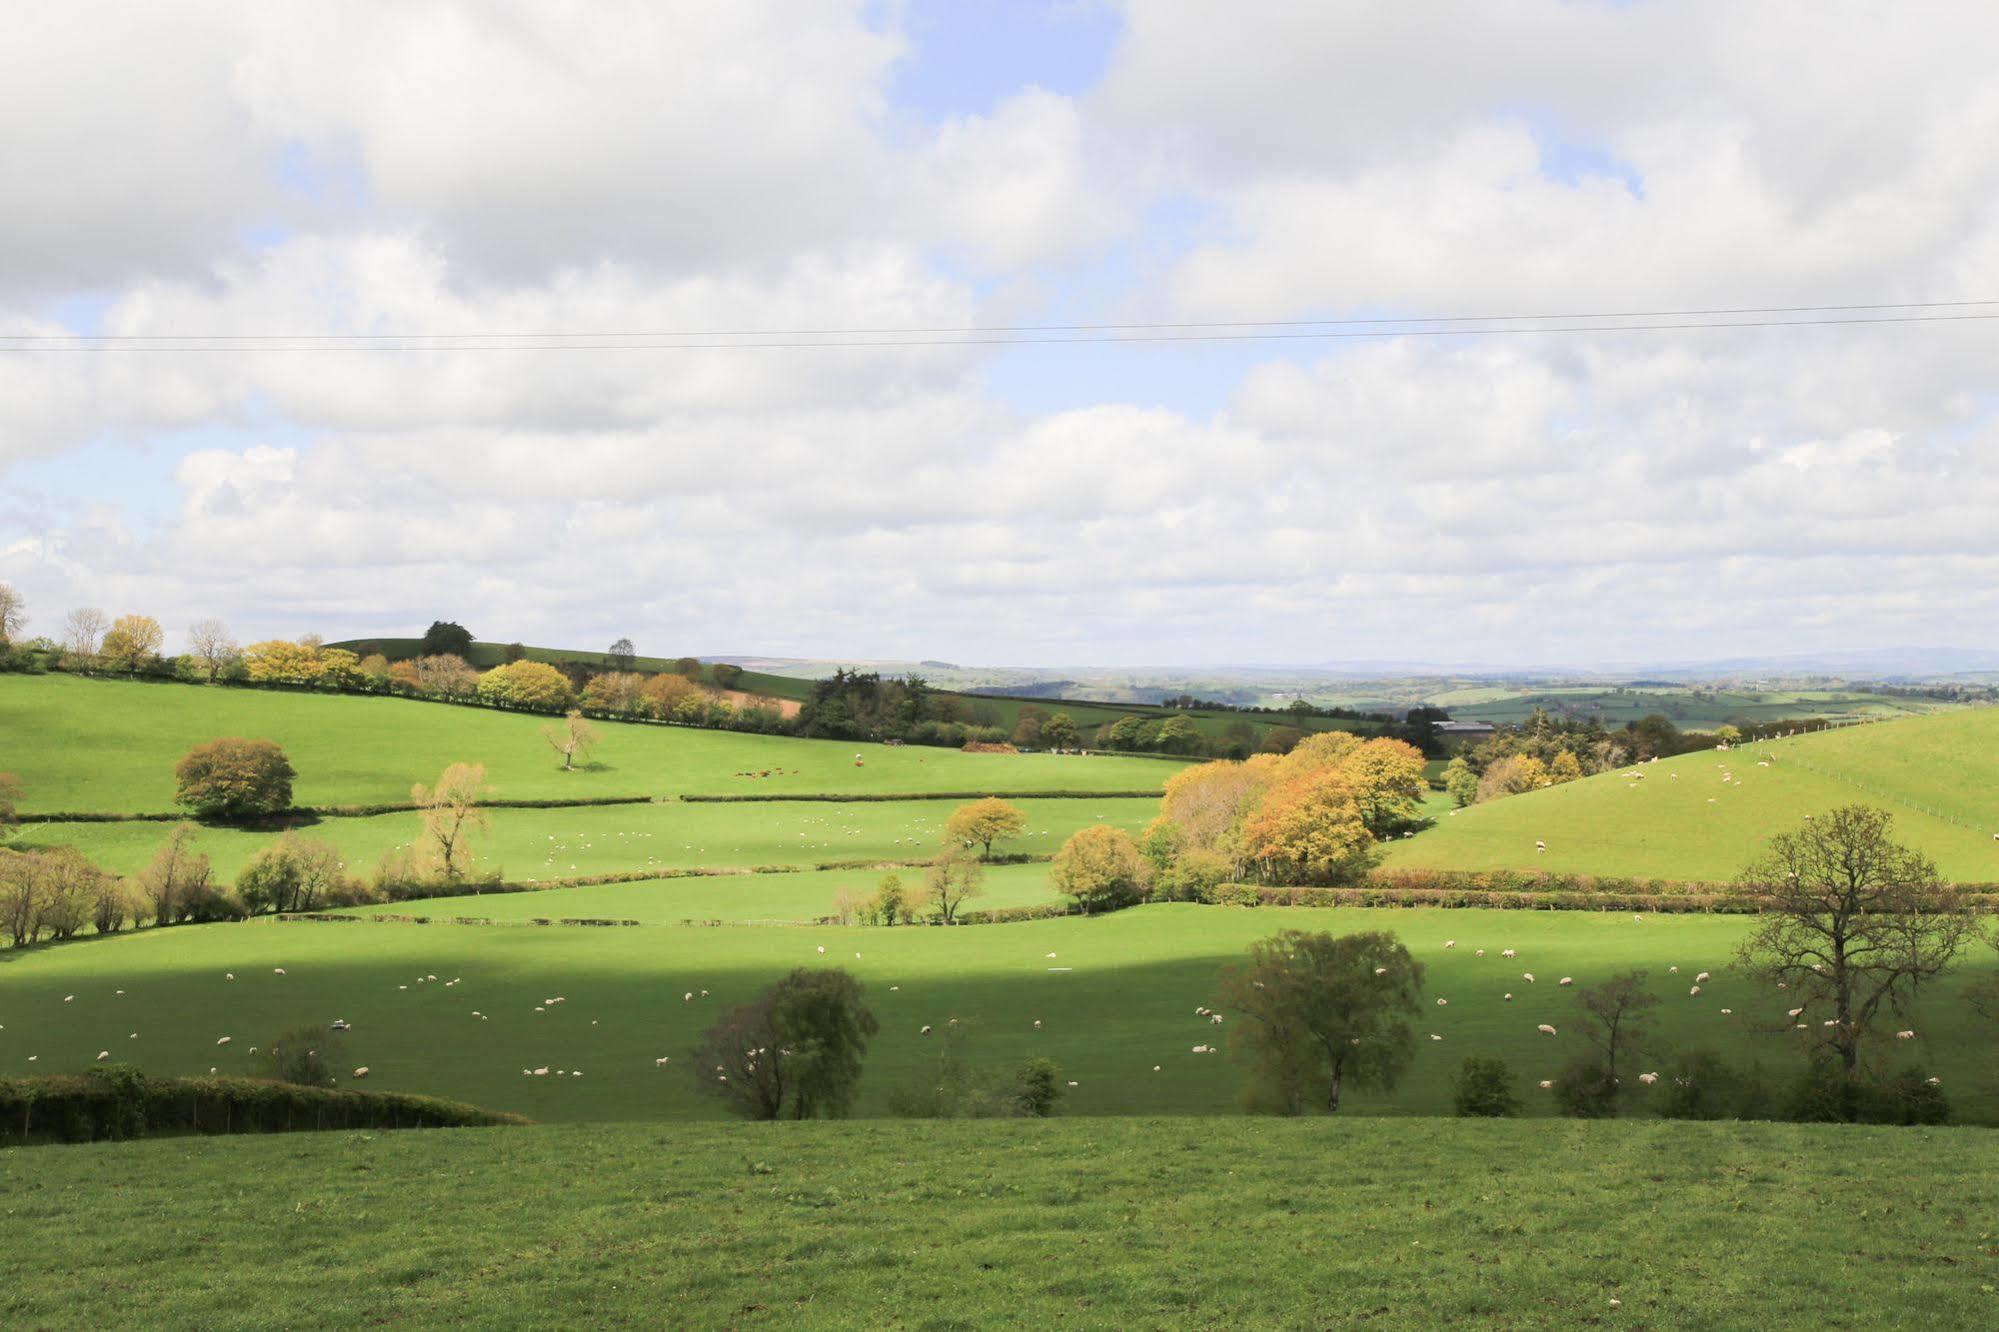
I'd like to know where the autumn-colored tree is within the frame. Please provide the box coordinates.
[1010,706,1047,747]
[479,659,575,711]
[943,797,1027,860]
[1217,929,1424,1114]
[1735,806,1979,1076]
[414,654,480,697]
[33,847,104,941]
[922,850,985,923]
[411,762,491,883]
[1050,824,1151,912]
[1040,712,1079,750]
[1476,753,1549,802]
[0,772,19,829]
[581,671,647,713]
[242,639,326,684]
[1443,756,1479,808]
[316,648,366,689]
[1272,729,1363,781]
[1240,767,1374,884]
[173,738,295,819]
[1336,738,1429,837]
[61,607,109,663]
[387,659,423,692]
[184,618,240,681]
[1149,756,1278,872]
[99,613,165,671]
[1548,750,1585,784]
[542,709,602,771]
[640,671,705,720]
[358,652,392,684]
[236,834,348,913]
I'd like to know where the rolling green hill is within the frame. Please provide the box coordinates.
[5,1117,1993,1328]
[1384,709,1999,882]
[0,674,1178,814]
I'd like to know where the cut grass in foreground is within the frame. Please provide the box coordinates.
[3,1117,1993,1328]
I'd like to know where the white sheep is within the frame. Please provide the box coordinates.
[1436,997,1448,1006]
[1558,977,1573,987]
[1523,973,1535,983]
[96,1051,110,1061]
[1503,993,1513,1001]
[1895,1030,1916,1040]
[1637,1072,1658,1085]
[353,1067,370,1078]
[1689,986,1701,996]
[1537,1024,1557,1036]
[216,1036,232,1045]
[1695,971,1711,983]
[920,1025,932,1035]
[274,968,286,975]
[1538,1079,1554,1089]
[1444,939,1456,949]
[1501,949,1516,959]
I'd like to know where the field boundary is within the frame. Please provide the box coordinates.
[677,790,1162,803]
[25,795,662,825]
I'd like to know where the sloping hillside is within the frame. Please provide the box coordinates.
[1383,708,1999,882]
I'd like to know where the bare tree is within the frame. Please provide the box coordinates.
[410,762,491,884]
[921,850,986,924]
[1572,971,1660,1085]
[62,607,108,663]
[542,710,601,771]
[0,582,25,641]
[1736,805,1979,1072]
[185,618,240,682]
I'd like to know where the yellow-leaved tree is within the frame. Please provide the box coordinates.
[943,797,1027,860]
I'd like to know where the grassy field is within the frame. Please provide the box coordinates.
[333,862,1071,924]
[4,906,1992,1125]
[4,1117,1993,1328]
[1385,710,1999,882]
[24,796,1165,882]
[0,674,1179,814]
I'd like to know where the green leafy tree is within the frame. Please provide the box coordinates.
[1040,713,1079,750]
[236,835,348,914]
[1451,1056,1520,1117]
[1216,929,1424,1114]
[173,738,295,820]
[1443,756,1479,808]
[1155,714,1204,755]
[420,621,474,657]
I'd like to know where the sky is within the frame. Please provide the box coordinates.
[5,0,1999,669]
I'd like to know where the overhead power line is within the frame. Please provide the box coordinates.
[3,300,1997,351]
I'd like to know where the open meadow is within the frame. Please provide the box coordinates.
[1386,709,1999,882]
[5,905,1993,1124]
[4,1116,1993,1328]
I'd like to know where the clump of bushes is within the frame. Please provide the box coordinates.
[886,1025,1065,1119]
[1450,1057,1520,1117]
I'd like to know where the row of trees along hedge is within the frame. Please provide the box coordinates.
[0,1066,528,1145]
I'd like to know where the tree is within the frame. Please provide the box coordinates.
[1735,805,1979,1075]
[0,772,18,830]
[184,618,240,682]
[1155,714,1204,755]
[136,823,213,925]
[503,641,528,663]
[1049,825,1151,912]
[542,710,601,771]
[236,834,347,914]
[943,797,1028,860]
[33,847,103,941]
[1477,753,1549,801]
[1010,706,1047,748]
[479,660,574,711]
[0,582,25,641]
[1041,712,1079,750]
[242,640,325,684]
[1572,970,1661,1090]
[672,656,703,680]
[1548,750,1585,784]
[414,654,479,697]
[1259,726,1305,755]
[640,672,704,720]
[580,671,646,713]
[1714,724,1742,746]
[1451,1056,1521,1117]
[61,607,109,664]
[420,621,474,657]
[1338,738,1429,837]
[257,1024,341,1087]
[173,738,295,819]
[694,967,879,1120]
[1240,768,1374,884]
[606,637,636,671]
[410,762,490,884]
[1443,756,1479,808]
[710,662,743,690]
[922,850,985,923]
[1216,929,1423,1114]
[0,849,44,945]
[99,614,165,671]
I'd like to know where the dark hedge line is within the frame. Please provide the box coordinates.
[31,795,658,825]
[678,790,1162,803]
[299,912,645,928]
[0,1068,529,1146]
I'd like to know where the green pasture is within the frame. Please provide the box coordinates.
[1386,711,1999,882]
[5,1117,1993,1329]
[337,863,1068,925]
[23,797,1163,883]
[4,905,1991,1125]
[1443,685,1940,727]
[0,674,1179,814]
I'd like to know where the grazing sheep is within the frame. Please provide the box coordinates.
[225,973,234,980]
[1720,1008,1732,1015]
[1926,1076,1941,1086]
[353,1067,370,1078]
[1523,973,1535,983]
[1689,986,1701,996]
[216,1036,232,1045]
[684,992,693,1002]
[920,1025,932,1035]
[1537,1024,1557,1036]
[1788,1007,1805,1018]
[1558,977,1573,986]
[1503,993,1513,1001]
[534,1067,548,1076]
[1695,971,1711,983]
[1153,1065,1162,1072]
[1373,966,1388,976]
[1638,1072,1658,1085]
[1501,949,1516,959]
[1538,1080,1554,1089]
[1444,939,1456,949]
[1474,949,1485,957]
[1669,966,1679,974]
[63,995,73,1003]
[1896,1030,1916,1040]
[1033,1020,1042,1028]
[655,1056,671,1066]
[1436,998,1448,1006]
[816,945,826,954]
[96,1051,109,1061]
[274,968,286,975]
